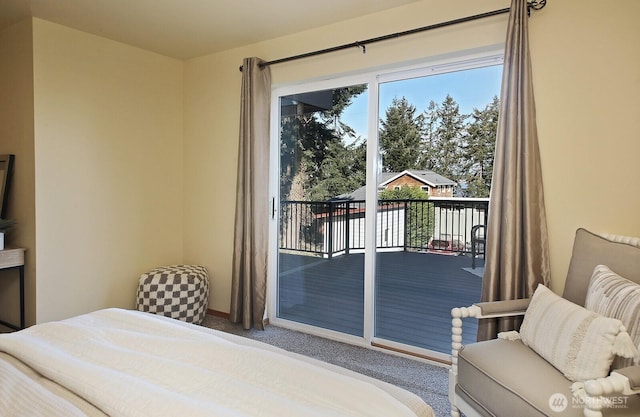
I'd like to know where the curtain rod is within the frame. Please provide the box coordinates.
[239,0,546,72]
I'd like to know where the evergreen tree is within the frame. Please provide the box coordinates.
[379,97,425,172]
[418,100,439,171]
[460,96,499,197]
[281,86,499,202]
[280,85,367,202]
[310,138,366,201]
[428,95,466,182]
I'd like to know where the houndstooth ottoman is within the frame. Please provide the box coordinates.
[136,265,209,324]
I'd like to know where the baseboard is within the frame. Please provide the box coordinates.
[207,309,229,319]
[206,309,270,326]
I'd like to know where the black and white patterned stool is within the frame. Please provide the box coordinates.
[136,265,209,324]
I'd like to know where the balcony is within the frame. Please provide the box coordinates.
[277,198,488,355]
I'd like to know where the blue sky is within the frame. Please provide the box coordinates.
[341,64,503,141]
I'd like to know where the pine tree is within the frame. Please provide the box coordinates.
[279,85,367,202]
[379,97,425,172]
[460,96,499,197]
[310,138,366,201]
[418,100,439,171]
[429,95,466,182]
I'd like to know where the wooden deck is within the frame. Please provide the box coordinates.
[278,251,483,354]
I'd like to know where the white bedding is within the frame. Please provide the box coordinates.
[0,309,433,417]
[0,353,92,417]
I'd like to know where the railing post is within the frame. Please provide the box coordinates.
[403,200,408,252]
[344,202,350,255]
[327,202,333,259]
[483,202,489,229]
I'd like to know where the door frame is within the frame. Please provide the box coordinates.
[267,48,504,359]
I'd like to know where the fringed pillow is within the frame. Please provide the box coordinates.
[498,284,639,382]
[585,265,640,369]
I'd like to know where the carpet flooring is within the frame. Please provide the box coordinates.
[200,315,451,417]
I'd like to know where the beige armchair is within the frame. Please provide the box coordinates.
[449,228,640,417]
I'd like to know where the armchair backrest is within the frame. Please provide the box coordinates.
[563,228,640,306]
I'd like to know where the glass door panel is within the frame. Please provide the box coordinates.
[277,85,368,337]
[374,65,501,354]
[271,56,501,355]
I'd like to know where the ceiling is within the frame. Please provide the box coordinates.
[0,0,422,59]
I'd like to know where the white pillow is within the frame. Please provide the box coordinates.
[508,284,638,382]
[585,265,640,369]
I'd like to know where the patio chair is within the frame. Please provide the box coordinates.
[470,224,485,269]
[449,228,640,417]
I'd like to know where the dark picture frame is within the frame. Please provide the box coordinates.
[0,154,15,219]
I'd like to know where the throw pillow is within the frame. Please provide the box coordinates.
[517,284,638,381]
[585,264,640,369]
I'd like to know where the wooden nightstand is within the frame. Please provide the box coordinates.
[0,248,26,331]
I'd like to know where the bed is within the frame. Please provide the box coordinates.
[0,308,434,417]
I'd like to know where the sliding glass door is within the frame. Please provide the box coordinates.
[270,52,502,358]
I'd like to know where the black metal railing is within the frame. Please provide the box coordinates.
[279,198,489,258]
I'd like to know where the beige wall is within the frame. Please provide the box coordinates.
[32,19,184,322]
[0,19,36,327]
[530,0,640,292]
[184,0,640,313]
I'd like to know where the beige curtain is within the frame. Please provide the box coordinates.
[230,57,271,330]
[477,0,550,341]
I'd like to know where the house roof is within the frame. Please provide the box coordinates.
[380,170,456,188]
[332,169,455,201]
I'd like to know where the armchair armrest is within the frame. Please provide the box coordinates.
[450,298,529,322]
[578,365,640,416]
[473,298,531,318]
[450,299,530,375]
[585,365,640,396]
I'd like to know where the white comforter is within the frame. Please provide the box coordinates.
[0,309,432,417]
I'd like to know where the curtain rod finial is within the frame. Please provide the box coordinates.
[528,0,547,14]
